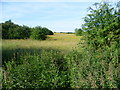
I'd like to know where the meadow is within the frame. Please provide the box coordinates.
[1,1,120,88]
[2,33,119,88]
[2,33,83,63]
[2,33,82,51]
[2,33,84,88]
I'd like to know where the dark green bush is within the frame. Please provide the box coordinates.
[3,48,120,88]
[75,28,83,36]
[3,50,70,88]
[65,47,120,88]
[30,26,47,40]
[2,20,31,39]
[2,1,120,89]
[82,2,120,49]
[71,1,120,88]
[1,20,54,40]
[41,27,54,35]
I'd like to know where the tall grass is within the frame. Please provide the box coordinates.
[2,33,82,52]
[67,46,120,88]
[2,33,119,88]
[3,50,70,88]
[2,47,120,88]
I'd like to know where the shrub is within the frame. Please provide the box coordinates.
[2,48,120,88]
[1,20,54,40]
[30,26,47,40]
[2,20,31,39]
[75,28,83,36]
[41,27,54,35]
[3,50,70,88]
[82,2,120,49]
[65,47,120,88]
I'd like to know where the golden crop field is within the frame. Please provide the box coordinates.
[2,33,83,52]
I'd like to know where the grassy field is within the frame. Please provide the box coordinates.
[2,33,120,88]
[2,33,83,67]
[2,33,84,88]
[2,33,83,51]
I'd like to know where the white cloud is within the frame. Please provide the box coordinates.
[1,0,119,2]
[2,2,88,20]
[1,1,118,32]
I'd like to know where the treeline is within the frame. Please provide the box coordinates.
[1,20,54,40]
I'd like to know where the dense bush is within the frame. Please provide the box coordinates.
[2,47,120,88]
[68,47,119,88]
[30,26,47,40]
[75,28,84,36]
[2,20,31,39]
[41,27,54,35]
[82,2,120,49]
[2,1,120,89]
[1,20,54,40]
[76,1,120,88]
[3,50,70,88]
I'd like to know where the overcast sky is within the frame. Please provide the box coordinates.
[0,0,119,32]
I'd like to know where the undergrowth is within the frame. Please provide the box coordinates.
[2,46,120,88]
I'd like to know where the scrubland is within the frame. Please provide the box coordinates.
[1,1,120,88]
[2,33,119,88]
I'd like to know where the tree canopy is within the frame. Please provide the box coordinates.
[82,1,120,49]
[75,28,84,36]
[1,20,54,40]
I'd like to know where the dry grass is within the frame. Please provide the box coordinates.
[2,33,82,51]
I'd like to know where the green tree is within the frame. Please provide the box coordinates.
[20,25,31,39]
[82,2,120,49]
[30,26,47,40]
[2,20,31,39]
[2,20,53,40]
[2,20,14,39]
[41,27,54,35]
[75,28,83,36]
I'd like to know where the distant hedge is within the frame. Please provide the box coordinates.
[1,20,54,40]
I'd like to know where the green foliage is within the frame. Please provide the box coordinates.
[74,1,120,88]
[0,68,2,85]
[75,28,83,36]
[30,26,54,40]
[20,25,32,39]
[2,47,120,88]
[82,1,120,49]
[66,47,120,88]
[66,32,74,34]
[30,26,47,40]
[1,20,54,40]
[2,20,31,39]
[41,27,54,35]
[2,1,120,89]
[2,20,14,39]
[3,50,70,88]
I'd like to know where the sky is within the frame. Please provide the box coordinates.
[0,0,119,32]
